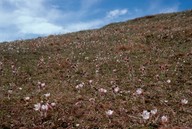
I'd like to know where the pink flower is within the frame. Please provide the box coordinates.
[51,102,56,107]
[99,88,107,93]
[89,80,93,84]
[41,83,45,87]
[24,96,30,101]
[44,93,50,97]
[136,88,143,95]
[41,104,49,111]
[161,115,168,123]
[114,87,120,93]
[150,108,157,115]
[76,83,84,89]
[106,110,113,116]
[167,79,171,83]
[34,103,41,111]
[38,81,46,89]
[113,69,117,72]
[141,110,150,120]
[38,81,41,85]
[181,99,188,105]
[8,89,13,94]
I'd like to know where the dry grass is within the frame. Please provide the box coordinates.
[0,10,192,129]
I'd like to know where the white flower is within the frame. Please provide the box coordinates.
[38,81,46,89]
[89,98,95,102]
[89,80,93,84]
[106,110,113,116]
[136,88,143,95]
[110,81,114,84]
[150,108,157,115]
[41,83,45,87]
[114,87,120,93]
[161,115,168,123]
[44,93,50,97]
[51,102,56,107]
[167,79,171,83]
[18,87,22,90]
[85,57,89,60]
[181,99,188,105]
[34,103,41,111]
[8,90,13,94]
[76,83,84,89]
[75,124,80,127]
[11,65,15,69]
[38,81,41,85]
[141,110,150,120]
[113,69,117,72]
[41,104,48,111]
[99,88,107,93]
[24,96,30,101]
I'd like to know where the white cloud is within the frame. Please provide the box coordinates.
[0,0,106,42]
[159,6,179,13]
[106,9,128,19]
[0,0,66,42]
[148,1,179,14]
[18,19,63,35]
[64,20,104,32]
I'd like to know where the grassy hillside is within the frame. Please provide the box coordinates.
[0,10,192,129]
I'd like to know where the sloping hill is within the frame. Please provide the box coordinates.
[0,10,192,128]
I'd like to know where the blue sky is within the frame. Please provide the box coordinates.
[0,0,191,42]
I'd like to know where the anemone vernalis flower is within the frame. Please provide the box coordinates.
[8,89,13,94]
[161,115,168,123]
[167,79,171,83]
[181,99,188,105]
[76,83,84,89]
[114,87,120,93]
[136,88,143,95]
[41,83,46,87]
[89,98,95,102]
[106,110,113,116]
[75,123,80,127]
[24,96,30,101]
[34,103,41,111]
[51,102,56,107]
[41,104,49,111]
[150,108,157,115]
[89,80,93,84]
[44,93,50,97]
[113,69,117,72]
[38,81,46,89]
[37,81,41,85]
[141,110,150,120]
[99,88,107,93]
[85,57,89,60]
[7,89,13,99]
